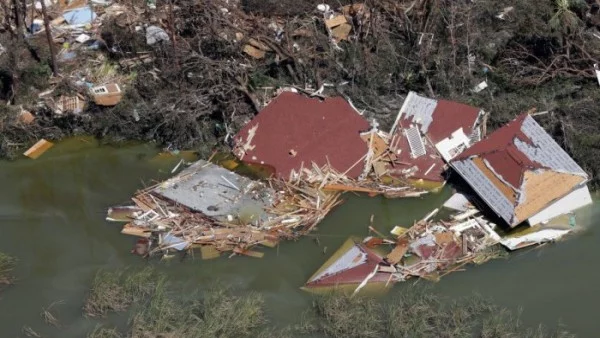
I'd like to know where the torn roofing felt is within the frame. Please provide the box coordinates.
[233,91,371,179]
[386,91,482,183]
[451,113,588,227]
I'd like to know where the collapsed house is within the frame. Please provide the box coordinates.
[108,160,342,258]
[384,91,485,187]
[304,112,594,291]
[232,90,428,197]
[303,207,504,292]
[450,113,592,247]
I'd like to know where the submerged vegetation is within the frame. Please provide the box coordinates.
[0,252,16,286]
[83,268,574,338]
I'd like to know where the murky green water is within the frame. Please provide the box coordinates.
[0,138,598,337]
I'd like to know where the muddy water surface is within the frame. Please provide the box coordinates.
[0,138,598,337]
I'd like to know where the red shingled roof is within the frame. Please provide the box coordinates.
[233,92,370,179]
[426,100,481,144]
[455,113,543,188]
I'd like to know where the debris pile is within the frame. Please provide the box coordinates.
[111,160,344,258]
[304,111,594,292]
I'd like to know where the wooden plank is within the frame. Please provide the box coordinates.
[323,184,379,194]
[243,44,265,59]
[434,232,456,245]
[121,224,151,238]
[332,23,352,41]
[233,247,265,258]
[23,139,54,159]
[131,196,153,212]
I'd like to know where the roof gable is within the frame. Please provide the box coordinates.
[451,113,588,226]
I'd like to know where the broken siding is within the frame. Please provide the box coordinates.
[453,160,515,224]
[393,91,437,134]
[516,116,587,176]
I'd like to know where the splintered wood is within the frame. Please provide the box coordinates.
[384,211,504,282]
[117,164,343,259]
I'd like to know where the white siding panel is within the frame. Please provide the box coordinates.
[528,185,593,225]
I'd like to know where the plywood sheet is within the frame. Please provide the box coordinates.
[243,44,265,59]
[361,133,388,158]
[332,23,352,41]
[325,15,347,28]
[386,240,408,264]
[23,139,54,159]
[514,170,586,222]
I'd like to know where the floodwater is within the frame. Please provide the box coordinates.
[0,138,598,337]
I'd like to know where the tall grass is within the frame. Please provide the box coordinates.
[0,252,16,285]
[84,268,574,338]
[300,288,576,338]
[83,267,162,317]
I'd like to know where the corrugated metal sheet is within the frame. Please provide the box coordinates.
[399,92,437,133]
[517,115,587,177]
[453,160,515,224]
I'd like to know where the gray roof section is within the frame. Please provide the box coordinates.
[400,91,437,134]
[453,160,516,225]
[517,115,587,177]
[153,160,276,225]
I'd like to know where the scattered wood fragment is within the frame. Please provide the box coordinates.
[24,139,54,159]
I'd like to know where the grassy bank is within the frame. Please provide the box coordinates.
[83,268,574,338]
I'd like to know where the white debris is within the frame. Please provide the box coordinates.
[146,25,170,45]
[75,34,91,43]
[500,228,571,251]
[496,6,514,20]
[472,81,488,93]
[317,4,330,12]
[594,64,600,86]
